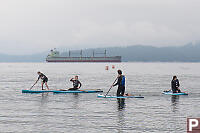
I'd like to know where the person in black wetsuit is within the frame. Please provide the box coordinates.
[112,70,126,96]
[35,71,49,90]
[171,76,181,93]
[68,76,82,90]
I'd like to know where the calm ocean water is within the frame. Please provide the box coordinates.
[0,62,200,133]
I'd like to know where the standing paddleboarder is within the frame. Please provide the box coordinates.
[112,70,126,96]
[171,76,181,93]
[31,71,49,90]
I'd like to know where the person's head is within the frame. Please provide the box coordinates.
[37,71,41,75]
[117,70,122,75]
[173,76,177,80]
[75,75,78,80]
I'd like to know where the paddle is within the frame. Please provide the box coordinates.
[30,82,37,90]
[105,77,118,97]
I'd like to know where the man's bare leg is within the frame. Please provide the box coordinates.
[45,82,50,90]
[41,82,44,90]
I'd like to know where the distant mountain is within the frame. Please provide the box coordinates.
[0,52,47,62]
[1,43,200,62]
[62,42,200,62]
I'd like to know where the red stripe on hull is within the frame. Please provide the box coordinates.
[46,60,121,62]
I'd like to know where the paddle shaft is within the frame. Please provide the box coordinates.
[105,77,118,97]
[30,82,37,90]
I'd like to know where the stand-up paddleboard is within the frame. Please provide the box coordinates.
[162,91,188,95]
[22,90,103,93]
[97,94,144,98]
[22,90,55,93]
[53,90,103,93]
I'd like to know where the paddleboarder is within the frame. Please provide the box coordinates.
[68,76,82,90]
[112,70,126,96]
[31,71,49,90]
[171,76,181,93]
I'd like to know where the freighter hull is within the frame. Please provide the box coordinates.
[46,49,121,62]
[46,57,121,62]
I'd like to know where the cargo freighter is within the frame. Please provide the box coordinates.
[46,49,121,62]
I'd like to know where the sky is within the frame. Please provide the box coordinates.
[0,0,200,55]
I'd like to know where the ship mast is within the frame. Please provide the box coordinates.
[80,50,83,58]
[69,50,71,57]
[93,50,95,57]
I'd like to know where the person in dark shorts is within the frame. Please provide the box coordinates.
[68,76,82,90]
[112,70,126,96]
[171,76,181,93]
[34,71,49,90]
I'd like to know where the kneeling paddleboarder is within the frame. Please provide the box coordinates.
[31,71,49,90]
[171,76,181,93]
[68,76,82,90]
[112,70,126,96]
[57,76,82,91]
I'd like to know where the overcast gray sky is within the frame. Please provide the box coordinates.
[0,0,200,54]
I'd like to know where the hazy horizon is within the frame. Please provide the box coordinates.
[0,0,200,55]
[1,41,199,56]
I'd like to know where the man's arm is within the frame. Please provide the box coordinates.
[70,78,74,82]
[35,78,39,84]
[113,80,119,86]
[78,81,82,88]
[35,75,41,84]
[113,76,122,86]
[177,80,180,87]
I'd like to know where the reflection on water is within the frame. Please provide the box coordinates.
[40,93,49,106]
[1,63,200,132]
[117,98,126,133]
[71,93,80,109]
[117,98,126,111]
[171,95,179,112]
[72,93,79,97]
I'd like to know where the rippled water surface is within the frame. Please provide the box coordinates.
[0,62,200,133]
